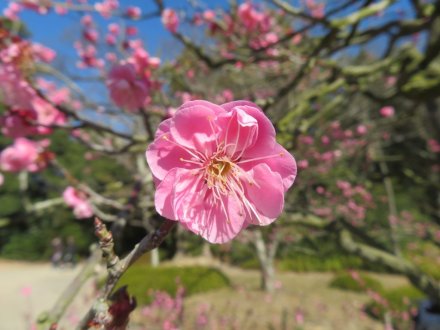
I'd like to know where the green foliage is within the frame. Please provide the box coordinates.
[1,229,53,260]
[0,209,94,261]
[0,172,20,217]
[364,285,425,323]
[409,253,440,281]
[278,255,369,272]
[329,272,383,293]
[115,264,230,305]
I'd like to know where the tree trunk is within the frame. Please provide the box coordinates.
[201,242,212,259]
[253,229,276,293]
[150,248,160,267]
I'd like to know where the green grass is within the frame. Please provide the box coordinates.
[277,256,364,272]
[115,264,230,305]
[329,271,384,293]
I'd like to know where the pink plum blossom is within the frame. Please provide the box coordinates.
[63,186,93,219]
[125,26,138,36]
[31,43,56,63]
[95,0,119,18]
[54,4,68,15]
[380,106,395,117]
[356,125,368,135]
[83,29,99,44]
[108,23,120,35]
[126,6,141,19]
[0,111,39,138]
[20,285,32,297]
[81,14,93,27]
[73,202,94,219]
[238,2,264,31]
[32,97,66,128]
[203,10,216,22]
[298,159,309,169]
[0,138,39,172]
[146,100,296,243]
[3,2,22,20]
[428,139,440,153]
[294,308,305,325]
[106,63,150,111]
[162,9,179,33]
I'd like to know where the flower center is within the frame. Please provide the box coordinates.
[208,158,232,178]
[205,157,235,191]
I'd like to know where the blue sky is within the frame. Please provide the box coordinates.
[1,0,418,60]
[0,0,421,133]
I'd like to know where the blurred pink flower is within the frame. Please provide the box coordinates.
[54,4,68,15]
[356,125,368,135]
[0,137,49,172]
[106,34,117,46]
[146,100,296,243]
[83,29,99,44]
[203,10,216,22]
[73,202,94,219]
[126,6,141,19]
[162,9,179,33]
[0,111,38,138]
[3,2,22,20]
[316,186,325,194]
[428,139,440,153]
[0,138,39,172]
[238,2,265,31]
[380,106,395,118]
[81,14,93,27]
[106,63,150,111]
[108,23,120,34]
[0,173,4,186]
[125,26,138,36]
[292,33,302,45]
[63,187,93,219]
[32,43,56,62]
[20,285,32,297]
[294,308,304,325]
[385,76,397,87]
[32,97,66,128]
[95,0,118,18]
[298,159,309,169]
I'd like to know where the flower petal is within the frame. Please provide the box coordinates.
[217,107,258,158]
[244,163,285,224]
[155,118,172,138]
[158,168,247,243]
[146,134,199,182]
[154,168,179,220]
[240,143,297,191]
[170,103,223,154]
[221,101,277,156]
[182,193,247,244]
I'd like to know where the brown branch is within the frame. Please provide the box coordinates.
[77,219,176,329]
[339,229,440,305]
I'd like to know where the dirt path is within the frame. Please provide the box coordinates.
[0,260,81,330]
